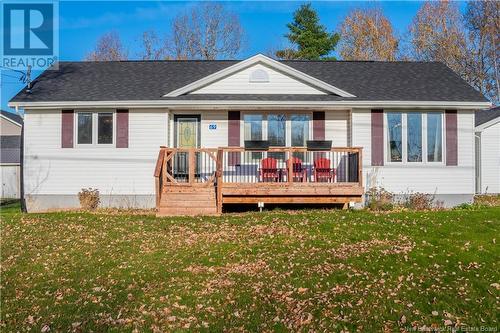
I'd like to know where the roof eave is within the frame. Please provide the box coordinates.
[9,100,492,110]
[0,114,23,127]
[475,117,500,132]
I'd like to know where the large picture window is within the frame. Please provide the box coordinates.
[242,113,311,160]
[76,111,115,146]
[242,113,311,146]
[385,111,443,164]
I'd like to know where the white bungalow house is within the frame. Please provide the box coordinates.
[475,107,500,194]
[8,54,491,214]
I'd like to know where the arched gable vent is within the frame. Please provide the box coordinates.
[249,68,269,82]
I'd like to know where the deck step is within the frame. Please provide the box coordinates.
[158,185,218,216]
[160,199,216,208]
[162,192,215,200]
[163,186,214,194]
[157,206,218,216]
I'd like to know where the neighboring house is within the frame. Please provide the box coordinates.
[8,54,491,214]
[475,106,500,194]
[1,110,23,199]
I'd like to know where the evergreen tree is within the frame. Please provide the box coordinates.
[276,3,339,60]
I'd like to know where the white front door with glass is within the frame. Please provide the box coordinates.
[174,116,200,179]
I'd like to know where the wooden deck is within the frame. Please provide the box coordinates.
[154,147,364,216]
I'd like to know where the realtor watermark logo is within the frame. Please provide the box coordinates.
[1,0,59,70]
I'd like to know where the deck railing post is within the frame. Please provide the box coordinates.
[154,147,167,210]
[216,148,223,213]
[162,148,168,188]
[188,148,195,184]
[288,147,293,183]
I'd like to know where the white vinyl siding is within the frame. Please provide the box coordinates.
[325,110,350,147]
[478,122,500,193]
[352,108,475,196]
[191,63,327,95]
[23,109,168,198]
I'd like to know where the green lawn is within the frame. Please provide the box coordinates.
[1,204,499,332]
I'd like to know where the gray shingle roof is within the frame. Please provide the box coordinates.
[1,110,23,125]
[475,106,500,127]
[10,60,488,103]
[0,136,21,164]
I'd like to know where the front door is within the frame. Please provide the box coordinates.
[174,115,200,180]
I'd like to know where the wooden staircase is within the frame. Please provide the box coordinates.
[157,186,218,216]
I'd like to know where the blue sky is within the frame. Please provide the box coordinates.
[1,1,464,112]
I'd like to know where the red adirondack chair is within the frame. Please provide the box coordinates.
[285,157,307,182]
[260,157,280,182]
[314,158,335,182]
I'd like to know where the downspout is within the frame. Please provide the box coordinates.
[16,105,26,213]
[474,132,481,194]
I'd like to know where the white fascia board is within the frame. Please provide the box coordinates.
[0,114,22,127]
[9,100,492,110]
[163,54,356,98]
[475,117,500,132]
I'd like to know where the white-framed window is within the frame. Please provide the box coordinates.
[76,111,115,146]
[242,112,312,147]
[384,111,444,164]
[426,113,443,162]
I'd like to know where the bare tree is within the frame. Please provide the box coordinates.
[169,3,244,60]
[138,30,168,60]
[339,8,399,61]
[464,1,499,104]
[407,1,467,74]
[85,31,128,61]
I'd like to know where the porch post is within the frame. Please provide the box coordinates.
[216,148,223,213]
[188,148,195,184]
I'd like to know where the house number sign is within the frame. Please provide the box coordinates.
[208,124,217,130]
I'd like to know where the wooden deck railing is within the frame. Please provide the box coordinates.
[154,146,363,210]
[218,147,362,185]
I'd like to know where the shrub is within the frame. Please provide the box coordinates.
[474,194,500,207]
[78,188,100,210]
[454,203,478,210]
[403,192,441,211]
[366,187,394,211]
